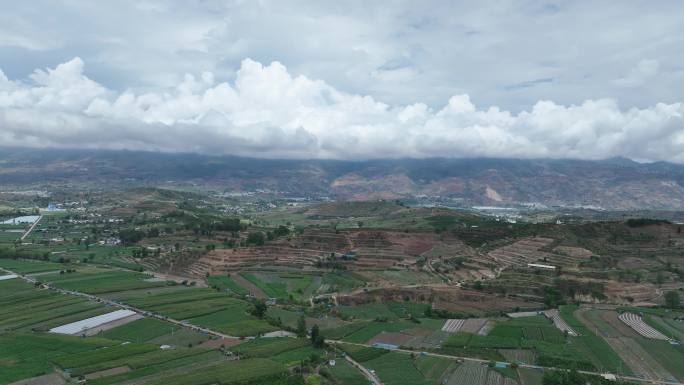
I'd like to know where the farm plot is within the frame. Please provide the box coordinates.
[0,258,65,274]
[63,346,218,378]
[230,337,309,358]
[343,320,429,344]
[646,315,684,341]
[574,308,672,380]
[415,355,457,383]
[606,337,675,381]
[338,302,399,321]
[40,269,168,294]
[618,312,669,340]
[239,271,318,300]
[85,349,225,385]
[446,361,488,385]
[369,331,414,347]
[441,316,595,370]
[498,348,536,364]
[635,338,684,381]
[0,280,110,333]
[442,318,489,333]
[329,358,370,385]
[544,309,578,336]
[442,319,465,332]
[100,318,176,342]
[406,329,452,350]
[386,300,431,318]
[364,352,435,385]
[101,285,276,337]
[320,271,366,293]
[558,306,628,373]
[0,333,117,385]
[143,358,290,385]
[187,307,276,337]
[207,274,248,295]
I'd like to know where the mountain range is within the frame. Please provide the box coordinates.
[2,147,684,210]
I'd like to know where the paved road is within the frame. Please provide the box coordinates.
[329,340,684,385]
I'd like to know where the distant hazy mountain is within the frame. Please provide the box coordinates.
[2,147,684,210]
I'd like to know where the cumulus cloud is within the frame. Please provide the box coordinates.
[1,58,683,162]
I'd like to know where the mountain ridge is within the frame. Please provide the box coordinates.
[1,147,684,210]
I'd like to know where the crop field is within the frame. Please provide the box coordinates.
[575,307,673,380]
[0,333,117,384]
[498,349,536,364]
[188,308,277,336]
[328,359,369,385]
[144,358,292,385]
[445,362,486,385]
[271,345,323,365]
[40,269,168,294]
[231,337,309,358]
[558,306,628,372]
[386,300,431,318]
[239,271,318,300]
[104,285,279,336]
[320,271,366,292]
[207,274,249,295]
[321,320,370,340]
[52,342,160,370]
[635,338,684,381]
[0,258,65,274]
[415,355,457,382]
[362,269,442,286]
[87,350,226,385]
[100,318,176,342]
[440,315,603,370]
[364,351,437,385]
[405,329,451,350]
[338,344,389,362]
[62,346,217,377]
[0,279,110,332]
[343,320,430,343]
[338,302,400,321]
[644,314,684,341]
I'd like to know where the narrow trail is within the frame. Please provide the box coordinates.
[20,215,42,241]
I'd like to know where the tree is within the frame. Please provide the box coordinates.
[246,232,265,246]
[542,369,585,385]
[310,324,324,347]
[251,300,267,318]
[296,315,307,338]
[665,290,680,309]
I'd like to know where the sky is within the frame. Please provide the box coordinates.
[1,0,683,161]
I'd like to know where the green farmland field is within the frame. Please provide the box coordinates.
[145,358,293,385]
[208,274,249,295]
[0,258,65,274]
[100,318,175,342]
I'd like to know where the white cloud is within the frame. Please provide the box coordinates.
[1,58,683,162]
